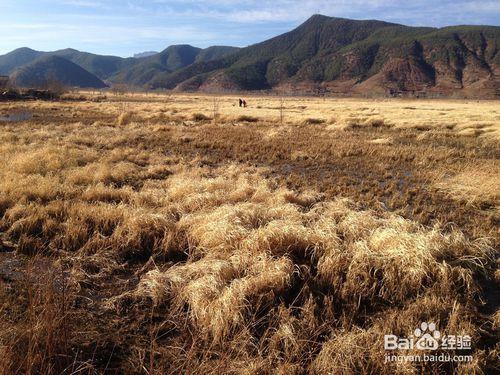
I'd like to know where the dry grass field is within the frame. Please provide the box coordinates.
[0,92,498,374]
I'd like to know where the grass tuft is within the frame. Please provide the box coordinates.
[237,115,259,122]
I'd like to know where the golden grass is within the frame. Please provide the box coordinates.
[12,92,499,140]
[117,110,133,125]
[130,172,491,333]
[0,92,498,373]
[436,164,500,208]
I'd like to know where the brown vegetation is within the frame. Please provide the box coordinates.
[0,92,498,373]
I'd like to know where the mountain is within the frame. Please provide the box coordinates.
[109,45,201,86]
[194,46,240,63]
[0,44,239,90]
[46,49,137,79]
[109,45,240,87]
[133,51,159,58]
[0,47,44,75]
[145,15,499,97]
[10,55,107,89]
[2,15,497,96]
[0,47,135,80]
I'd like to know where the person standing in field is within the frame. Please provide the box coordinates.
[239,98,243,107]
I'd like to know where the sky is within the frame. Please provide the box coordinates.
[0,0,499,57]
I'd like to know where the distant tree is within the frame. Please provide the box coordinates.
[276,87,291,125]
[142,84,152,95]
[112,84,129,96]
[40,73,68,96]
[0,76,10,91]
[212,96,221,124]
[279,95,285,125]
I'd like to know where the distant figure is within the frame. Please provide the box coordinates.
[239,98,243,107]
[242,99,247,108]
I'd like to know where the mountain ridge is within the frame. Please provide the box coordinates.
[133,51,159,58]
[0,44,240,89]
[1,15,498,96]
[145,15,499,97]
[10,55,107,89]
[109,45,240,86]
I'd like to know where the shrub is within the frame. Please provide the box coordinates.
[303,118,325,125]
[192,113,211,121]
[365,117,386,127]
[237,115,259,122]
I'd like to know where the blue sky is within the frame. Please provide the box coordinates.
[1,1,499,57]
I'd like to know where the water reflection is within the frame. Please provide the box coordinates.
[0,111,33,122]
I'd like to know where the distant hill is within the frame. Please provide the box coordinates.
[0,44,238,89]
[133,51,159,58]
[0,47,135,80]
[147,15,499,97]
[10,55,107,89]
[195,46,240,63]
[0,48,44,75]
[109,45,201,86]
[109,45,240,87]
[46,48,137,79]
